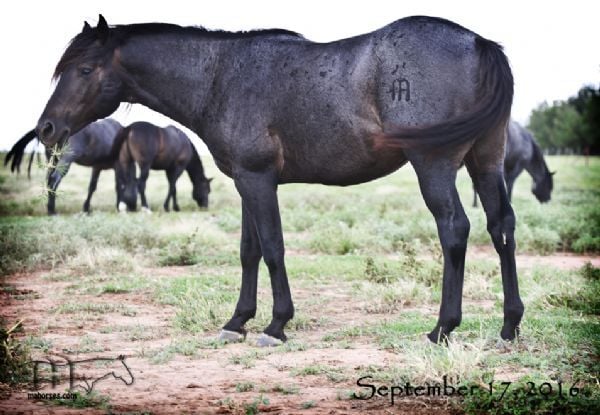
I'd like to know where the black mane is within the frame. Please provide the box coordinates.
[53,22,303,79]
[114,23,302,40]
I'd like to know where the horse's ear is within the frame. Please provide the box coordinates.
[97,14,110,43]
[82,21,92,33]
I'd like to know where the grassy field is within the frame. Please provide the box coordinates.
[1,154,599,414]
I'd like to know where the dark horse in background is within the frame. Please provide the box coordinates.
[473,120,554,207]
[36,15,523,346]
[5,119,122,214]
[116,121,212,212]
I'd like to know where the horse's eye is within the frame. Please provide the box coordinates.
[80,67,93,76]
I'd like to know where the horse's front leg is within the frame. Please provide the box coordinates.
[220,201,262,342]
[83,167,101,213]
[229,167,294,346]
[165,166,185,212]
[46,159,71,215]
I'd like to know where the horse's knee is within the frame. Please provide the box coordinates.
[261,246,285,273]
[240,251,261,269]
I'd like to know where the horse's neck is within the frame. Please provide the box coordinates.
[524,140,548,183]
[119,35,221,133]
[186,151,206,184]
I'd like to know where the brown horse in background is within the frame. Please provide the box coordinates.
[116,121,211,212]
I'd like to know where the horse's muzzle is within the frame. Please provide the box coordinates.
[36,120,70,146]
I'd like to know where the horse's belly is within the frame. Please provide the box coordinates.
[279,146,408,186]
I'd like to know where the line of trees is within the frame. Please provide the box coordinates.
[527,84,600,155]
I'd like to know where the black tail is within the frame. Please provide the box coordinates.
[101,126,129,165]
[26,140,39,179]
[4,129,39,176]
[377,36,513,150]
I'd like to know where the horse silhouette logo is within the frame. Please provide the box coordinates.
[32,354,134,394]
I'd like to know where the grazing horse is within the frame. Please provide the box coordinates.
[116,121,212,212]
[472,120,554,206]
[5,119,123,214]
[36,15,523,345]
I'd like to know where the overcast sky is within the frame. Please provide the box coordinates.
[0,0,598,151]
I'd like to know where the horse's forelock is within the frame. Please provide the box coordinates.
[52,30,115,80]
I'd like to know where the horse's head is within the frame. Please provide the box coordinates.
[116,163,138,211]
[121,180,138,211]
[532,170,555,203]
[193,178,212,208]
[112,355,134,386]
[37,15,123,146]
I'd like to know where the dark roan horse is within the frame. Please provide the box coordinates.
[36,15,523,345]
[473,120,554,207]
[116,121,212,212]
[5,119,122,214]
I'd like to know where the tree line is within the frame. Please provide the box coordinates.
[527,84,600,155]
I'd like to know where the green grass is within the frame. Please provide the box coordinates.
[53,302,137,316]
[1,155,599,413]
[53,391,111,410]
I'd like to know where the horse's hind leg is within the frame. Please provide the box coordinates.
[466,132,524,341]
[163,173,172,212]
[411,157,470,343]
[220,201,262,342]
[164,166,185,212]
[137,164,151,211]
[83,167,101,213]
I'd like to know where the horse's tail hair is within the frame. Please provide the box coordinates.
[375,36,513,150]
[4,129,39,177]
[107,126,130,163]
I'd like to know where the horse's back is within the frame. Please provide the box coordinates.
[69,119,122,166]
[126,122,192,169]
[273,17,488,183]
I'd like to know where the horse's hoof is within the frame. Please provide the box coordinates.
[118,202,127,213]
[218,329,245,343]
[142,207,152,214]
[427,330,450,345]
[500,325,520,342]
[256,333,283,347]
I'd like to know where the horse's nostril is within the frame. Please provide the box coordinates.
[40,121,55,140]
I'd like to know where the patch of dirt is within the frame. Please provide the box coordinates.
[1,250,597,414]
[469,246,600,269]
